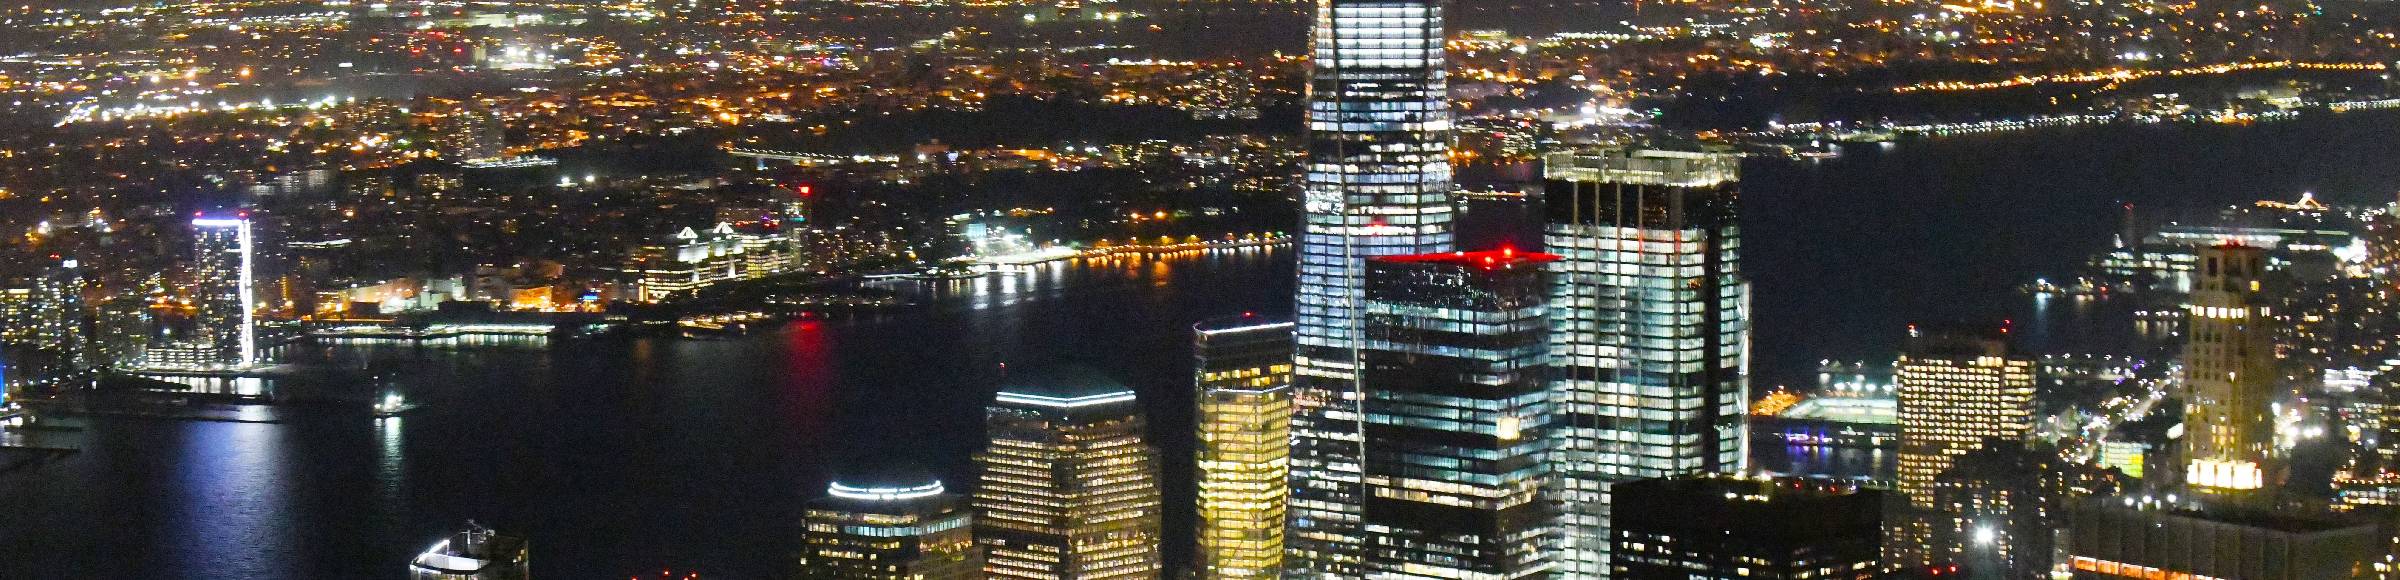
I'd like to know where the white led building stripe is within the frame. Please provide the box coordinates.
[995,390,1137,408]
[827,481,945,501]
[1196,321,1295,336]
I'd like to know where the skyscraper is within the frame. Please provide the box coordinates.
[39,258,90,376]
[175,212,257,369]
[1192,316,1294,580]
[799,478,981,579]
[1930,440,2122,580]
[974,367,1163,580]
[0,256,92,383]
[440,108,507,162]
[2182,243,2278,495]
[1288,0,1454,571]
[1358,249,1559,578]
[1891,327,2035,569]
[1540,146,1749,576]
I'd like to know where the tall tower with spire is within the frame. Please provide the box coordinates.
[1287,0,1455,573]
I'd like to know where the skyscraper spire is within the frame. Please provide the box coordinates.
[1287,0,1456,573]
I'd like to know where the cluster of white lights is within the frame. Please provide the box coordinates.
[828,481,944,501]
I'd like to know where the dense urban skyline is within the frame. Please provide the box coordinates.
[6,0,2400,578]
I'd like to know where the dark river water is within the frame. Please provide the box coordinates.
[9,112,2400,579]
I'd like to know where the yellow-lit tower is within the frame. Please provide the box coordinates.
[974,367,1163,580]
[2182,243,2279,495]
[1192,316,1294,579]
[1890,326,2034,569]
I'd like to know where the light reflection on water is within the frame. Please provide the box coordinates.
[168,423,298,579]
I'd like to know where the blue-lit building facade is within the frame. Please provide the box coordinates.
[1357,249,1560,578]
[1289,0,1455,571]
[1540,147,1749,577]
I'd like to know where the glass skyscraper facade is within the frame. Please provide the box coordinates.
[1290,0,1453,572]
[1192,317,1294,580]
[1357,249,1560,578]
[1540,147,1748,577]
[150,212,256,370]
[973,368,1163,580]
[799,479,981,580]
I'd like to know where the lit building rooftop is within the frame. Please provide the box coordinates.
[1193,313,1292,335]
[1778,396,1899,425]
[1543,146,1741,187]
[1373,247,1561,269]
[827,480,946,502]
[995,365,1136,408]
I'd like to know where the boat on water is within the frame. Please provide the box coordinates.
[676,311,772,339]
[908,264,985,280]
[372,392,418,417]
[678,320,748,339]
[409,521,528,579]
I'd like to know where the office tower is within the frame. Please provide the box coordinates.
[799,479,981,579]
[40,258,90,374]
[408,524,528,580]
[1356,249,1559,578]
[1891,327,2035,569]
[189,212,257,368]
[2358,385,2400,474]
[1540,146,1748,576]
[2182,243,2278,495]
[974,367,1163,580]
[0,256,88,373]
[1611,476,1883,580]
[0,287,39,341]
[1930,440,2123,579]
[1288,0,1454,570]
[1192,316,1294,580]
[2062,498,2392,579]
[441,109,507,162]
